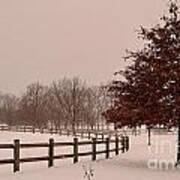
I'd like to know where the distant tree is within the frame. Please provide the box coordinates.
[19,82,49,129]
[89,85,110,130]
[82,87,97,130]
[103,1,180,164]
[50,77,87,133]
[0,92,3,123]
[0,93,18,126]
[49,78,108,132]
[48,78,71,129]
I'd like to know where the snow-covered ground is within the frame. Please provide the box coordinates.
[0,131,180,180]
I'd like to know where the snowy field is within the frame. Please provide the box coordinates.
[0,131,180,180]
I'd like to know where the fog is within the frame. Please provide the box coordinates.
[0,0,166,94]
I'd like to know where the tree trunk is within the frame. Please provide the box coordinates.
[72,121,75,135]
[177,122,180,164]
[147,127,151,146]
[114,122,117,131]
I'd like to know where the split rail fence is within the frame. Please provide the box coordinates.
[0,125,140,137]
[0,136,129,173]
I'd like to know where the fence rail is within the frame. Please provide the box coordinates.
[0,136,129,173]
[0,124,139,139]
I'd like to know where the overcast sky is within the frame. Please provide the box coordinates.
[0,0,167,95]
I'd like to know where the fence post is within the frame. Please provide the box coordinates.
[147,127,151,146]
[50,128,53,135]
[101,133,104,140]
[121,136,125,153]
[105,137,110,159]
[81,131,84,138]
[48,138,54,167]
[67,130,70,136]
[73,138,78,163]
[92,138,96,161]
[14,139,20,173]
[32,127,35,134]
[41,128,44,134]
[115,135,119,155]
[125,136,129,152]
[74,131,77,137]
[88,132,90,139]
[95,133,98,139]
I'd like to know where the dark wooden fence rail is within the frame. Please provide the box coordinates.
[0,136,129,173]
[0,125,10,131]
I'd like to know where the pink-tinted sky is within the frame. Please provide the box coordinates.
[0,0,166,94]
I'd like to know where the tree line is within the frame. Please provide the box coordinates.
[0,77,109,132]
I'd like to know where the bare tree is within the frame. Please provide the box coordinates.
[50,77,87,133]
[81,86,109,130]
[49,78,110,132]
[0,93,18,126]
[18,82,49,129]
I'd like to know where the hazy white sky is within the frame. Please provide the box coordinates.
[0,0,167,94]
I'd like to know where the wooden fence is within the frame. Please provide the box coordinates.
[0,124,140,138]
[0,125,120,140]
[0,136,129,173]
